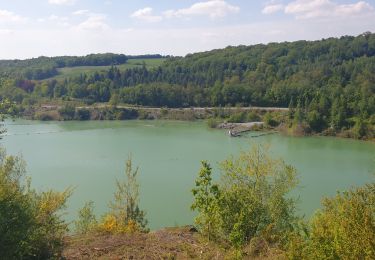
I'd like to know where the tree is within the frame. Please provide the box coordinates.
[293,100,304,125]
[353,116,367,139]
[74,201,97,234]
[191,161,220,241]
[109,155,148,231]
[192,146,300,250]
[218,146,299,248]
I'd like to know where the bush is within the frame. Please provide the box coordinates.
[35,111,60,121]
[74,201,97,234]
[58,104,75,120]
[228,112,246,123]
[307,184,375,259]
[192,146,300,250]
[246,111,260,122]
[115,108,138,120]
[263,112,278,127]
[75,108,91,120]
[207,118,220,128]
[99,214,140,234]
[0,147,71,259]
[108,156,148,232]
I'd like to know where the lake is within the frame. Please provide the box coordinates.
[2,120,374,230]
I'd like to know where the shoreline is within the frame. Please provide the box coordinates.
[1,104,374,142]
[3,116,374,143]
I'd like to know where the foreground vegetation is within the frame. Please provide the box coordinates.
[0,147,72,259]
[0,33,374,139]
[1,138,373,259]
[191,146,375,259]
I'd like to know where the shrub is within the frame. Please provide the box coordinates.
[207,118,220,128]
[228,112,246,123]
[307,183,375,259]
[263,112,278,127]
[99,214,140,234]
[0,147,71,259]
[74,201,97,234]
[75,108,91,120]
[58,104,75,120]
[108,156,148,232]
[246,111,260,122]
[192,146,300,250]
[35,111,60,121]
[115,108,138,120]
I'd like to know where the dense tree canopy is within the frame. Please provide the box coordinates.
[0,33,374,137]
[0,53,129,80]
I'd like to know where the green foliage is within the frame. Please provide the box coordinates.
[246,111,260,122]
[109,155,148,232]
[263,112,278,127]
[74,201,97,234]
[192,146,299,250]
[307,183,375,259]
[0,53,128,80]
[352,116,368,139]
[0,147,71,259]
[58,104,75,120]
[228,112,246,123]
[1,33,374,138]
[75,108,91,120]
[219,146,299,247]
[191,161,220,241]
[0,98,19,116]
[306,110,324,132]
[207,118,220,128]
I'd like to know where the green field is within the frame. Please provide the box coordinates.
[47,58,166,80]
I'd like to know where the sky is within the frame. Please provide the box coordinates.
[0,0,374,59]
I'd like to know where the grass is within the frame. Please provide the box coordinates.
[45,58,166,80]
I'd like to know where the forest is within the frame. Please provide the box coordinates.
[0,32,374,138]
[0,53,165,80]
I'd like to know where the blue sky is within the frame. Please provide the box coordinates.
[0,0,374,58]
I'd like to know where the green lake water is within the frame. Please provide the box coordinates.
[2,120,374,230]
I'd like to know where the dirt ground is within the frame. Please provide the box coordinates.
[62,226,225,260]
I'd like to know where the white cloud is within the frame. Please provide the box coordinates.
[334,1,373,16]
[72,9,90,16]
[164,0,240,19]
[48,15,70,27]
[285,0,374,19]
[130,7,162,23]
[76,13,109,30]
[0,29,13,35]
[1,13,375,59]
[0,9,26,23]
[48,0,76,5]
[0,1,374,59]
[262,4,284,14]
[36,14,70,27]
